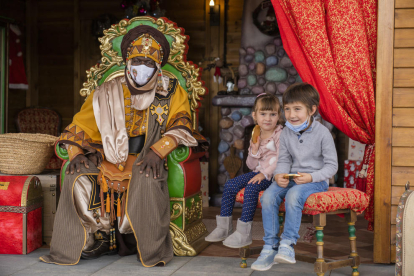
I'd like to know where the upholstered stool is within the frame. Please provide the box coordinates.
[235,187,369,276]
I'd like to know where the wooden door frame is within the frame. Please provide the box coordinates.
[374,0,394,264]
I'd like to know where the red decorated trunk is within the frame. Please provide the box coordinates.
[0,176,43,254]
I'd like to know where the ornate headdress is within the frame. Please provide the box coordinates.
[126,33,164,65]
[121,25,170,94]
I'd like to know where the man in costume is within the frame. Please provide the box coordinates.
[40,25,206,267]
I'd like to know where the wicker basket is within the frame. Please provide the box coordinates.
[0,133,59,175]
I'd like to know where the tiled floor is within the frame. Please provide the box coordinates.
[0,248,395,276]
[202,207,374,263]
[0,207,393,275]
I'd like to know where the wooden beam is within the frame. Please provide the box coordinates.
[206,0,226,196]
[25,0,39,107]
[73,0,81,114]
[374,0,394,264]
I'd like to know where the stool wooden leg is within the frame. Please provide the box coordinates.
[346,211,360,276]
[240,246,249,268]
[313,213,327,276]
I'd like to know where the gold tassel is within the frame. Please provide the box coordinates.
[117,196,121,217]
[100,185,105,217]
[101,175,108,193]
[106,193,110,213]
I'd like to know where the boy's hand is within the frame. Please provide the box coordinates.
[275,174,289,187]
[248,173,266,184]
[251,137,260,155]
[294,172,312,184]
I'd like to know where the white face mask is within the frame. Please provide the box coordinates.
[130,65,155,86]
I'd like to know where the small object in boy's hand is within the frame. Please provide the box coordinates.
[251,125,261,144]
[283,174,302,180]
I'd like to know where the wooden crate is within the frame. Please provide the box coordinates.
[34,171,60,245]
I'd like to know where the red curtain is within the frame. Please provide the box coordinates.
[271,0,377,230]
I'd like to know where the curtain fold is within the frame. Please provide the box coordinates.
[271,0,377,230]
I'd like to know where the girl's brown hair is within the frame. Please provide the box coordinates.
[282,83,320,115]
[253,93,283,125]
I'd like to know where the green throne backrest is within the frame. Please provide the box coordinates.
[80,16,206,130]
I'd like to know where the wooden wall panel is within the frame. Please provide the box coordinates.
[162,1,206,64]
[393,128,414,146]
[395,29,414,47]
[395,9,414,28]
[391,247,396,263]
[36,1,75,129]
[394,68,414,87]
[391,224,396,262]
[392,185,414,205]
[391,206,397,224]
[392,167,414,186]
[391,224,396,248]
[394,48,414,67]
[393,88,414,107]
[396,0,414,8]
[226,0,243,67]
[1,0,28,133]
[392,147,414,166]
[393,108,414,127]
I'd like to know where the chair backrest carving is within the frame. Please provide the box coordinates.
[16,108,61,136]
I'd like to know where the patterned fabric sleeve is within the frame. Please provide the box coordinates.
[151,84,209,155]
[166,110,192,134]
[165,84,208,147]
[59,123,104,160]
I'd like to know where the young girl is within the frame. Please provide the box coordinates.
[205,93,283,248]
[251,83,338,271]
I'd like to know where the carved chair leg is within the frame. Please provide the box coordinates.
[240,246,250,268]
[346,211,360,276]
[313,213,327,276]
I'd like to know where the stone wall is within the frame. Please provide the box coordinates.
[238,37,300,96]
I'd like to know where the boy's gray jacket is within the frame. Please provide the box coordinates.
[274,120,338,184]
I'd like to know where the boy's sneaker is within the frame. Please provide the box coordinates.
[251,245,278,271]
[274,243,296,264]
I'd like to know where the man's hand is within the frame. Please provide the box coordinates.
[66,154,90,175]
[248,173,266,185]
[274,174,289,188]
[136,150,163,179]
[294,172,312,185]
[87,152,103,167]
